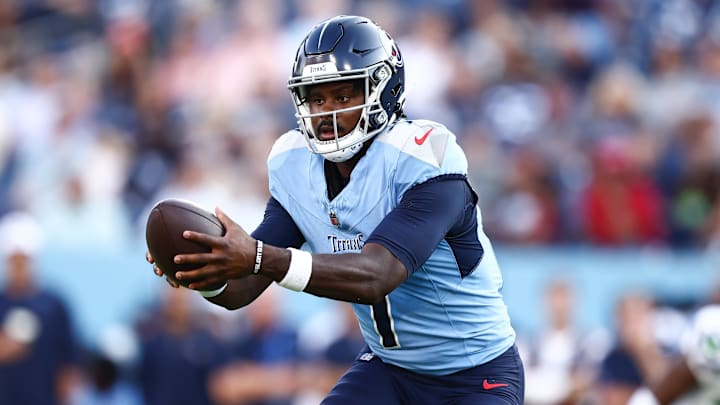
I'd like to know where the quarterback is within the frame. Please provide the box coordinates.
[148,15,524,404]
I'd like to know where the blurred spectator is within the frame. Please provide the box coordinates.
[0,212,79,405]
[120,72,187,222]
[522,279,602,405]
[137,287,225,405]
[0,123,17,216]
[69,323,143,405]
[295,302,366,404]
[598,292,669,405]
[136,137,268,238]
[584,61,645,139]
[28,136,133,251]
[399,7,460,127]
[580,135,667,245]
[657,112,720,247]
[312,303,365,378]
[69,351,143,405]
[638,0,703,134]
[479,79,552,146]
[489,146,560,244]
[209,286,299,405]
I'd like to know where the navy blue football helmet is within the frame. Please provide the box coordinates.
[288,15,406,162]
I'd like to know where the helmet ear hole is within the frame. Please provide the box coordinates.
[372,66,390,83]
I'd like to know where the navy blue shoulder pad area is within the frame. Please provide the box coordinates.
[366,175,483,277]
[251,197,306,249]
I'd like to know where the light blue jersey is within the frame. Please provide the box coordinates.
[267,119,515,375]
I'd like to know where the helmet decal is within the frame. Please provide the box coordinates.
[302,62,339,77]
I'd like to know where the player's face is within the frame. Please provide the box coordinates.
[305,81,364,141]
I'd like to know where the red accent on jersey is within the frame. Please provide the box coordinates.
[414,128,433,145]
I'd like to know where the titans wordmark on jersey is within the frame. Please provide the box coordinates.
[267,119,515,375]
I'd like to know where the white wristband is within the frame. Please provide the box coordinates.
[197,282,228,298]
[278,248,312,292]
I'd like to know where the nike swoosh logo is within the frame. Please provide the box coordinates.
[483,379,509,390]
[414,128,433,145]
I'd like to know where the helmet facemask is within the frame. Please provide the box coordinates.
[289,63,395,162]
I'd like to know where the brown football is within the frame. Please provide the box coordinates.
[145,198,226,288]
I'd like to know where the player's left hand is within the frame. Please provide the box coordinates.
[173,207,256,290]
[146,251,181,288]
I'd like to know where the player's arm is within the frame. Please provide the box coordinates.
[650,356,698,404]
[175,177,475,305]
[628,356,698,405]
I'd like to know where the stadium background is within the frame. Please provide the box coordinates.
[0,0,718,404]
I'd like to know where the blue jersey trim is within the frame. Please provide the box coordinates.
[366,176,483,277]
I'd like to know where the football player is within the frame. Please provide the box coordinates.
[148,15,524,404]
[629,305,720,405]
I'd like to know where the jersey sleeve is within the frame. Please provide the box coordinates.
[251,197,306,249]
[366,176,481,276]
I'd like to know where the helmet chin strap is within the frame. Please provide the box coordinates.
[322,126,365,162]
[315,118,367,162]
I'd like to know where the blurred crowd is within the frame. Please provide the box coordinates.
[0,211,365,405]
[0,0,719,250]
[1,0,720,404]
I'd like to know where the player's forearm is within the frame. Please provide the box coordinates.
[259,244,402,305]
[634,344,670,384]
[303,252,394,304]
[649,357,697,405]
[205,275,273,310]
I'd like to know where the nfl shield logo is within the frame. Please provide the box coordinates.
[329,211,340,227]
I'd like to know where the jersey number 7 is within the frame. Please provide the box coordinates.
[371,296,400,348]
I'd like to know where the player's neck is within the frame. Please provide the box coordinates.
[332,139,373,179]
[335,160,355,179]
[324,141,373,200]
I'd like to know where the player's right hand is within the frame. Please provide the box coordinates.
[146,251,180,288]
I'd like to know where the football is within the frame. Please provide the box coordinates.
[145,198,226,288]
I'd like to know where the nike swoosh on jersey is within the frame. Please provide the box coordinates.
[414,128,433,145]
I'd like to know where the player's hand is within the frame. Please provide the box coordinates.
[173,207,256,290]
[145,251,180,288]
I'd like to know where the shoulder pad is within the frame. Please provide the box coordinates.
[377,120,452,168]
[268,130,307,161]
